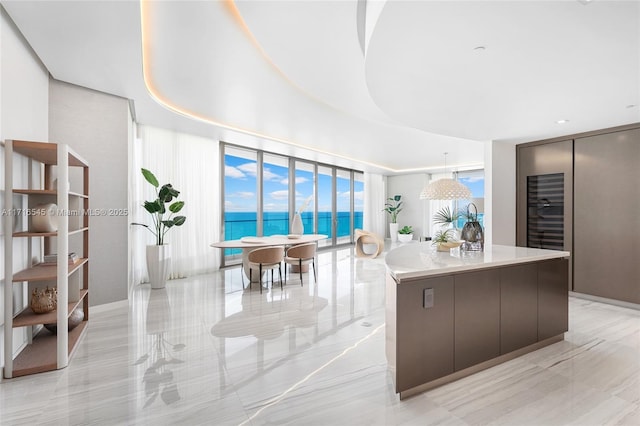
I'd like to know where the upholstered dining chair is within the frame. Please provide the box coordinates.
[247,246,284,293]
[284,242,317,286]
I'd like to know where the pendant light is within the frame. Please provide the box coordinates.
[419,153,472,200]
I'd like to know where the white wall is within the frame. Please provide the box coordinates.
[49,80,130,306]
[0,5,49,378]
[484,140,516,246]
[386,173,430,240]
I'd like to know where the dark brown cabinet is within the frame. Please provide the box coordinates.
[538,259,569,339]
[394,276,454,392]
[517,124,640,304]
[454,270,500,371]
[574,128,640,303]
[500,263,538,354]
[387,258,569,398]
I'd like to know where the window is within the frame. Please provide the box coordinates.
[223,147,257,258]
[221,143,364,263]
[262,153,289,236]
[455,170,485,228]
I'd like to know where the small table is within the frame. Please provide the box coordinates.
[211,234,328,282]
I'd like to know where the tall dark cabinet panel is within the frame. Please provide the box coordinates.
[517,140,573,288]
[574,128,640,303]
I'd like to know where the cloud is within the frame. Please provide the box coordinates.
[353,190,364,201]
[462,176,484,183]
[237,162,281,182]
[225,165,246,179]
[237,162,257,176]
[270,190,289,200]
[230,191,255,199]
[281,176,309,185]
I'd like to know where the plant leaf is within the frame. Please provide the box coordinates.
[173,216,186,226]
[143,201,162,214]
[161,220,175,228]
[169,201,184,213]
[141,168,159,187]
[159,184,179,203]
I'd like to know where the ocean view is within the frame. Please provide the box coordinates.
[224,211,363,255]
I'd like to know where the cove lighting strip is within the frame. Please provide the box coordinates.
[140,0,482,174]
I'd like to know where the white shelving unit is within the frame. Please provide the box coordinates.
[3,140,89,378]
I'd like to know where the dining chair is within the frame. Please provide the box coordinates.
[284,242,317,286]
[247,246,284,293]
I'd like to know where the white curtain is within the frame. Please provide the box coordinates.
[363,172,386,238]
[130,125,220,285]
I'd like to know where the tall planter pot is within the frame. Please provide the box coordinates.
[146,244,171,289]
[389,223,399,242]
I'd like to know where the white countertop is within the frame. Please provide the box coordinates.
[385,244,570,282]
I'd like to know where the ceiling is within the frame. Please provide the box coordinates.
[2,0,638,175]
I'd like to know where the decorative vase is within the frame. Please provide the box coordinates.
[31,203,58,232]
[291,213,304,235]
[146,244,171,289]
[389,223,399,242]
[44,308,84,334]
[29,286,57,314]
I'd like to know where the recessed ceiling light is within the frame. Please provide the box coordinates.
[556,119,570,124]
[578,0,593,5]
[474,46,486,51]
[626,104,636,109]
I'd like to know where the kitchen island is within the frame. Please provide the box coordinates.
[385,244,570,399]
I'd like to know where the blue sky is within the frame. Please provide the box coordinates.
[224,155,364,213]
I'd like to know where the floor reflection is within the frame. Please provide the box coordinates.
[135,288,185,407]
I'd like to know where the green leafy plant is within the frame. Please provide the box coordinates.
[132,168,186,245]
[433,206,459,226]
[383,195,403,223]
[398,225,413,235]
[432,229,453,245]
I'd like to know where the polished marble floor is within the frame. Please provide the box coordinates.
[1,246,639,425]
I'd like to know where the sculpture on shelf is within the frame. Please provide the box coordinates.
[29,286,57,314]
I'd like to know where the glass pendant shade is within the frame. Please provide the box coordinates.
[419,178,472,200]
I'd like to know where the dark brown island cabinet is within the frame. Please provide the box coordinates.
[385,244,569,399]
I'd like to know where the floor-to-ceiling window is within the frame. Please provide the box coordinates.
[336,169,352,245]
[262,153,289,236]
[455,169,485,228]
[223,147,258,258]
[294,160,315,234]
[354,172,364,230]
[316,165,334,248]
[221,143,363,263]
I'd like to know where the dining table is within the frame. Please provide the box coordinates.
[210,234,328,282]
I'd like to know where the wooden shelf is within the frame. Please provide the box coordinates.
[69,227,89,236]
[12,289,88,328]
[13,189,88,198]
[13,258,88,282]
[13,231,58,237]
[11,321,88,378]
[5,139,90,379]
[11,140,88,167]
[14,227,89,238]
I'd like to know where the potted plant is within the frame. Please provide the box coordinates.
[432,229,462,252]
[397,225,414,243]
[433,205,460,240]
[383,195,403,242]
[132,168,186,289]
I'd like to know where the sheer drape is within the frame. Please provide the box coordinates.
[363,172,386,238]
[130,125,220,285]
